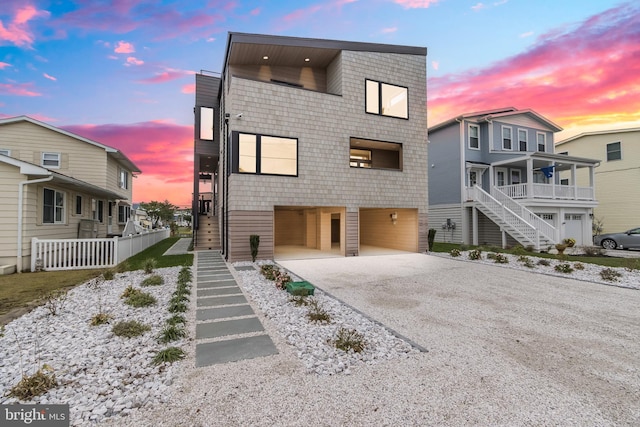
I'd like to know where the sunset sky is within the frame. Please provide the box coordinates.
[2,0,638,207]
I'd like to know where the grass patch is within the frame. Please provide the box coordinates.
[152,347,185,365]
[331,327,367,353]
[118,237,193,271]
[112,320,151,338]
[141,274,164,287]
[0,269,103,320]
[158,325,186,343]
[8,365,57,400]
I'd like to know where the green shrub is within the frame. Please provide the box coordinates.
[250,234,260,262]
[600,268,622,282]
[166,314,186,326]
[554,263,574,274]
[158,325,186,343]
[90,312,113,326]
[517,255,535,268]
[537,259,551,266]
[124,290,157,308]
[121,285,137,299]
[468,249,482,260]
[427,228,437,251]
[486,252,497,260]
[152,347,185,365]
[573,262,585,271]
[102,269,115,280]
[8,365,57,400]
[170,294,189,305]
[307,300,331,323]
[493,253,509,264]
[143,258,157,274]
[332,327,366,353]
[449,248,461,257]
[112,320,151,338]
[260,264,278,280]
[168,300,188,313]
[141,274,164,287]
[511,245,528,255]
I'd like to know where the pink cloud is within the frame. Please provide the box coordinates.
[382,27,398,34]
[428,2,640,133]
[61,121,194,206]
[0,5,50,48]
[138,68,192,84]
[114,40,135,53]
[394,0,439,9]
[126,56,144,66]
[181,83,195,94]
[0,62,11,69]
[0,82,41,96]
[43,73,57,81]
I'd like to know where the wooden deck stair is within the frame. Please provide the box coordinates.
[195,214,220,251]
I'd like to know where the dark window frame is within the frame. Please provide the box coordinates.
[365,79,409,120]
[231,131,298,177]
[468,124,480,150]
[43,188,65,224]
[75,195,82,215]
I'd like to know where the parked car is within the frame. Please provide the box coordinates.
[593,227,640,249]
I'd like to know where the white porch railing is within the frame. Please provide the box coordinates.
[31,228,171,271]
[492,187,556,244]
[499,183,595,201]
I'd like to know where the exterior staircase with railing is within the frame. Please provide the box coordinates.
[469,185,557,250]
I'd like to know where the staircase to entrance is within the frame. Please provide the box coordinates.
[469,186,556,250]
[195,214,220,251]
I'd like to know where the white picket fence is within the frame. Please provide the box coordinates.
[31,228,171,271]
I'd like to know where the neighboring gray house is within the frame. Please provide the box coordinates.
[194,32,429,261]
[428,108,599,249]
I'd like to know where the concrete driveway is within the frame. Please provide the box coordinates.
[280,253,640,425]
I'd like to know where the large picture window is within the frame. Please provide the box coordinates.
[365,79,408,119]
[233,132,297,176]
[350,137,402,171]
[43,188,64,224]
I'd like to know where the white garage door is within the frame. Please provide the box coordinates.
[564,214,584,245]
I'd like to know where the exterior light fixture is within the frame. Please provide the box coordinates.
[390,212,398,225]
[304,58,310,62]
[263,56,269,60]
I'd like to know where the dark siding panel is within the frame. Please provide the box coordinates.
[418,212,429,252]
[228,210,273,262]
[346,211,358,256]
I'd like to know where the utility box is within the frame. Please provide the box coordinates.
[285,281,315,296]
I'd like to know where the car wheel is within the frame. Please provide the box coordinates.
[601,239,617,250]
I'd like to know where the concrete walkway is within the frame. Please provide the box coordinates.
[194,251,278,367]
[163,238,192,256]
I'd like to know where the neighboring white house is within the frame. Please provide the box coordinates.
[556,127,640,234]
[0,116,141,272]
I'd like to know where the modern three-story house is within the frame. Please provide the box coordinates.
[194,32,429,261]
[428,108,600,249]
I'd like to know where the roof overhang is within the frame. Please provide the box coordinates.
[491,152,600,170]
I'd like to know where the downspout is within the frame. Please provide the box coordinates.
[18,176,53,273]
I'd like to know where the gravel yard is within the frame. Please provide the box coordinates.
[2,253,640,426]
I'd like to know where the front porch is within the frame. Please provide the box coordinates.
[498,183,594,201]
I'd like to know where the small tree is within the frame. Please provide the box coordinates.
[427,228,437,251]
[250,235,260,262]
[139,200,178,228]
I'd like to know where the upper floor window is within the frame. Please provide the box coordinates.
[468,125,479,150]
[43,188,64,224]
[350,137,402,171]
[232,132,298,176]
[0,148,10,156]
[365,79,408,119]
[502,126,512,150]
[537,133,546,152]
[119,169,129,189]
[42,152,60,168]
[606,141,621,161]
[200,106,214,140]
[518,129,527,151]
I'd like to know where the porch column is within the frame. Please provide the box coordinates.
[489,165,494,190]
[472,206,478,246]
[526,158,533,199]
[551,162,556,199]
[589,165,596,200]
[571,164,577,199]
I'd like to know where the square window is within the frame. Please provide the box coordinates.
[365,79,408,119]
[606,142,621,161]
[233,132,297,176]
